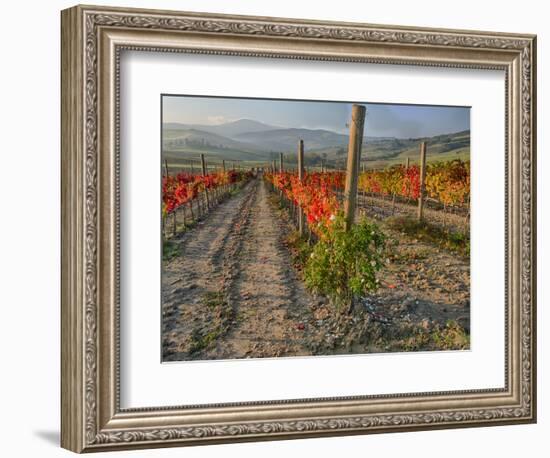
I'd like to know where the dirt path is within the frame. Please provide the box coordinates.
[162,181,257,360]
[162,179,317,361]
[212,181,318,359]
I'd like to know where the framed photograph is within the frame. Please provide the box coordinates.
[61,4,537,453]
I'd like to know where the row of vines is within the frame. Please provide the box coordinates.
[162,169,252,216]
[264,159,470,237]
[358,159,470,208]
[265,171,340,237]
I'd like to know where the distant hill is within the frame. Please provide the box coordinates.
[234,128,348,152]
[312,130,470,169]
[162,118,470,168]
[164,119,280,138]
[163,128,266,153]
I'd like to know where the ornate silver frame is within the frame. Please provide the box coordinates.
[61,4,537,453]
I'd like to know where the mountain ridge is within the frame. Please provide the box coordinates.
[164,119,280,138]
[164,119,468,143]
[163,119,470,165]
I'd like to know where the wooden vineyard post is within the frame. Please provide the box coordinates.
[417,141,427,220]
[278,152,284,198]
[343,104,366,231]
[200,154,206,213]
[221,159,226,195]
[201,153,210,210]
[297,139,305,236]
[200,153,207,176]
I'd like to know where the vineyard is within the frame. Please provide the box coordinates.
[264,158,470,237]
[163,159,471,236]
[161,107,470,362]
[162,163,470,361]
[162,168,252,237]
[359,159,470,209]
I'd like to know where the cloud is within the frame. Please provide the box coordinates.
[206,115,235,125]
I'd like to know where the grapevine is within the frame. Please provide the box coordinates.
[162,169,252,217]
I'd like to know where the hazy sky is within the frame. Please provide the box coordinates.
[162,95,470,138]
